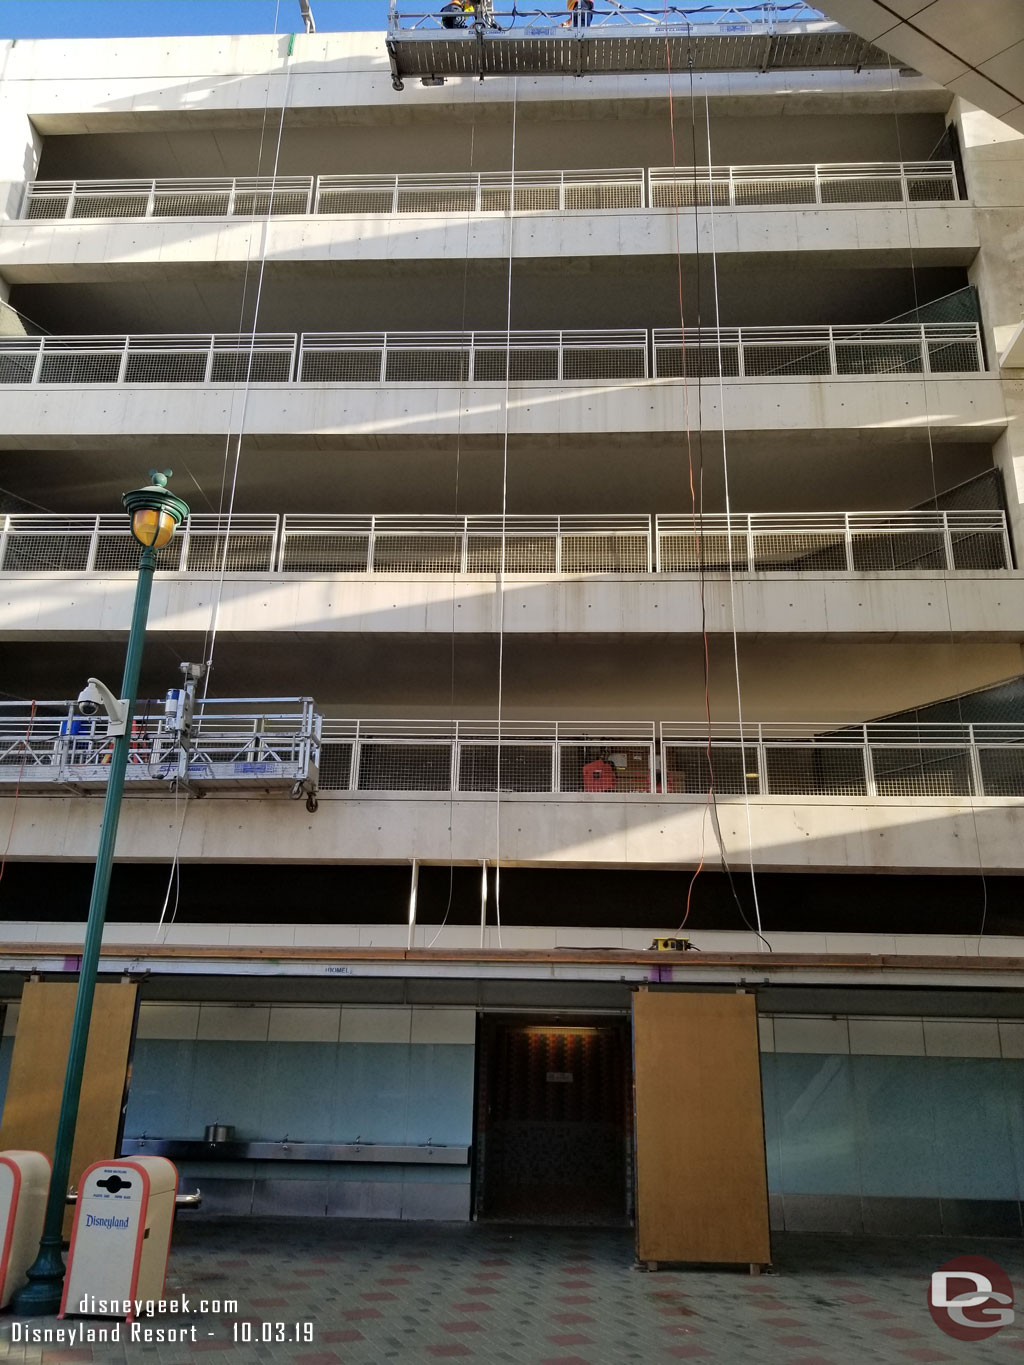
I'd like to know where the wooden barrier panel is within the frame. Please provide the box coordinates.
[633,988,770,1268]
[0,981,138,1231]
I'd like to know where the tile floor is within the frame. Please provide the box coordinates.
[1,1220,1023,1364]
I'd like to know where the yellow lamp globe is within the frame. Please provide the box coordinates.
[122,470,189,551]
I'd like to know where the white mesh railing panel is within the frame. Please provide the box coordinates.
[232,189,310,216]
[764,746,868,795]
[39,351,122,384]
[317,187,395,214]
[560,533,648,572]
[183,534,276,573]
[151,190,232,217]
[562,346,646,381]
[744,342,831,377]
[480,186,560,212]
[395,187,477,214]
[465,535,557,573]
[950,531,1009,571]
[650,180,730,208]
[927,338,982,373]
[662,745,759,794]
[318,743,354,790]
[872,746,974,797]
[907,175,957,202]
[25,194,70,220]
[458,743,554,792]
[280,535,370,572]
[835,341,923,375]
[71,193,149,218]
[93,536,182,572]
[734,178,817,205]
[299,349,382,383]
[819,176,901,203]
[356,742,452,791]
[977,748,1024,798]
[124,351,209,384]
[209,349,293,383]
[372,535,460,574]
[851,532,945,572]
[658,532,748,573]
[1,534,92,572]
[558,745,653,793]
[753,532,846,572]
[385,349,469,384]
[0,352,38,384]
[654,344,740,378]
[472,347,560,382]
[564,182,643,210]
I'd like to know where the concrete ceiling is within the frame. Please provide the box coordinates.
[821,1,1024,133]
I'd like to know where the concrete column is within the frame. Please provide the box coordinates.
[954,99,1024,555]
[0,41,39,337]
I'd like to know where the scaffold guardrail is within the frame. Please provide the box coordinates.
[314,718,1024,799]
[384,5,891,86]
[0,323,987,387]
[20,160,958,219]
[0,698,320,794]
[0,509,1011,576]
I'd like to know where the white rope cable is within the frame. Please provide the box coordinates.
[492,77,520,952]
[201,22,292,701]
[428,82,482,951]
[152,11,288,937]
[703,94,769,951]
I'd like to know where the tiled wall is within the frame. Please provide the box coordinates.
[760,1014,1024,1235]
[125,1004,477,1221]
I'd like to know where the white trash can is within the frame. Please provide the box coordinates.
[61,1156,178,1320]
[0,1150,52,1308]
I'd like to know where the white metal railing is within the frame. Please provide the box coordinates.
[22,160,957,220]
[0,334,298,386]
[388,4,832,33]
[315,718,1024,798]
[654,511,1012,574]
[0,510,1011,576]
[0,324,987,387]
[3,703,1021,800]
[0,698,320,792]
[297,330,649,383]
[652,323,985,378]
[649,161,958,206]
[23,177,315,222]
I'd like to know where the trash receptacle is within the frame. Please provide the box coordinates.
[61,1157,178,1319]
[0,1150,51,1308]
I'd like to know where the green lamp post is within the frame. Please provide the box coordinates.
[13,470,189,1317]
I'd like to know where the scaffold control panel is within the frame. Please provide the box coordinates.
[0,697,321,796]
[385,4,892,90]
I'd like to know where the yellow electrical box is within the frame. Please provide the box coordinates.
[650,937,692,952]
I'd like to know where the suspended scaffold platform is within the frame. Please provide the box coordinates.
[385,3,893,91]
[0,697,321,798]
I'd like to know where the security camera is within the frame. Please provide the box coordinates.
[76,677,129,735]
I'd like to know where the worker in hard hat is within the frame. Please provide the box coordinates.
[566,0,595,26]
[441,1,469,28]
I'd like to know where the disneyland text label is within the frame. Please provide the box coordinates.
[11,1324,201,1344]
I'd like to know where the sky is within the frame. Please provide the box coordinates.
[0,0,388,39]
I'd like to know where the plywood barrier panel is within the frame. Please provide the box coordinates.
[0,981,138,1230]
[633,988,770,1266]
